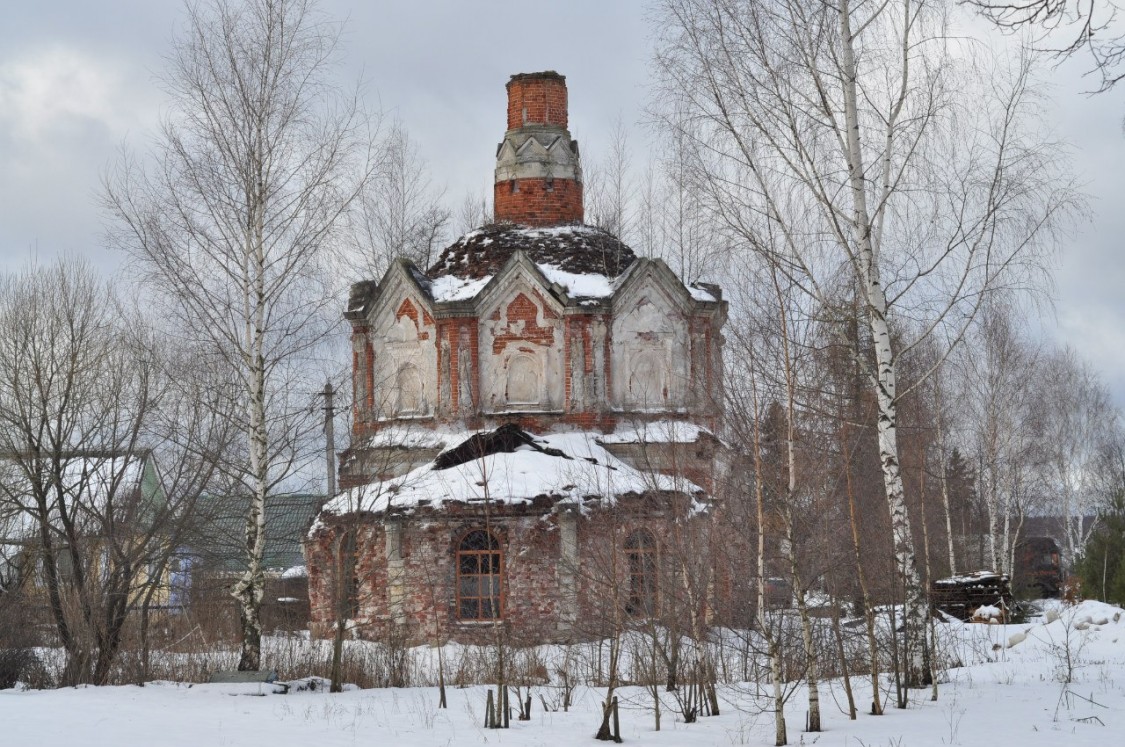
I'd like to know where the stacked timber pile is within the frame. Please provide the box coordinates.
[931,570,1013,622]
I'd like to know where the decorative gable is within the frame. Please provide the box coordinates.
[477,261,565,413]
[366,278,438,420]
[611,263,692,412]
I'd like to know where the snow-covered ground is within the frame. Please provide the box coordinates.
[4,600,1124,746]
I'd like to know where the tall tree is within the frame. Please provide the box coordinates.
[956,306,1043,576]
[634,105,727,283]
[0,260,229,684]
[1038,346,1117,566]
[585,117,636,242]
[103,0,375,670]
[653,0,1076,689]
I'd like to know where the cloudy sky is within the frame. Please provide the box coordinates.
[2,1,1123,404]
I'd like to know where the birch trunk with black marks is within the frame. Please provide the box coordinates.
[654,0,1073,691]
[103,0,376,671]
[837,0,929,689]
[773,267,820,731]
[936,404,957,576]
[232,157,270,671]
[748,369,787,746]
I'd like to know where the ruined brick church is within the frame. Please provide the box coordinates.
[306,72,727,645]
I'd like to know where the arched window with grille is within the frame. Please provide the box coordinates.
[625,529,658,616]
[456,529,503,620]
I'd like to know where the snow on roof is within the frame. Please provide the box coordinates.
[429,274,493,303]
[360,424,465,450]
[537,262,614,299]
[350,224,723,307]
[1,454,151,577]
[318,430,700,522]
[689,284,717,302]
[933,570,1008,586]
[428,262,616,303]
[1,453,147,521]
[598,420,713,445]
[280,565,308,579]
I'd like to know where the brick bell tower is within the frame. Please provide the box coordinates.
[493,71,584,226]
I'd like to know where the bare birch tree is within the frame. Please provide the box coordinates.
[585,118,636,242]
[956,306,1043,575]
[634,108,728,283]
[723,284,795,744]
[653,0,1076,688]
[455,188,493,236]
[1037,346,1116,567]
[103,0,376,670]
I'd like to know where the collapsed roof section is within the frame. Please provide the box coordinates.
[318,425,704,521]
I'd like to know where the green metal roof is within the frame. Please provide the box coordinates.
[189,493,321,573]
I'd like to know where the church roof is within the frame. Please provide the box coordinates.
[345,224,721,318]
[316,426,703,521]
[427,223,636,282]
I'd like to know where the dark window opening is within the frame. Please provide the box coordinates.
[456,529,503,620]
[340,528,359,618]
[625,530,658,616]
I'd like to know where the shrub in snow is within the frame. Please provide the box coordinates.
[0,649,47,690]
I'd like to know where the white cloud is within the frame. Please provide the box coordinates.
[0,46,142,148]
[0,45,157,269]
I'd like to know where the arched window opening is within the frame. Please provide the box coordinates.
[339,528,359,618]
[625,530,658,616]
[456,530,503,620]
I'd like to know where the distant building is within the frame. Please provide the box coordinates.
[952,517,1079,599]
[305,72,728,645]
[1014,536,1063,598]
[0,450,173,606]
[182,492,320,629]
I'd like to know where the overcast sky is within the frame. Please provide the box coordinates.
[2,1,1123,405]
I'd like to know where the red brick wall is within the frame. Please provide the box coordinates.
[490,292,558,353]
[506,74,568,130]
[306,498,707,645]
[436,317,479,416]
[494,177,583,226]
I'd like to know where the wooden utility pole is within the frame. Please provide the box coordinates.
[323,381,336,500]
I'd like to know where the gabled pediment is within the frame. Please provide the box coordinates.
[496,138,519,162]
[360,258,436,329]
[545,135,575,162]
[474,250,566,321]
[611,258,696,316]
